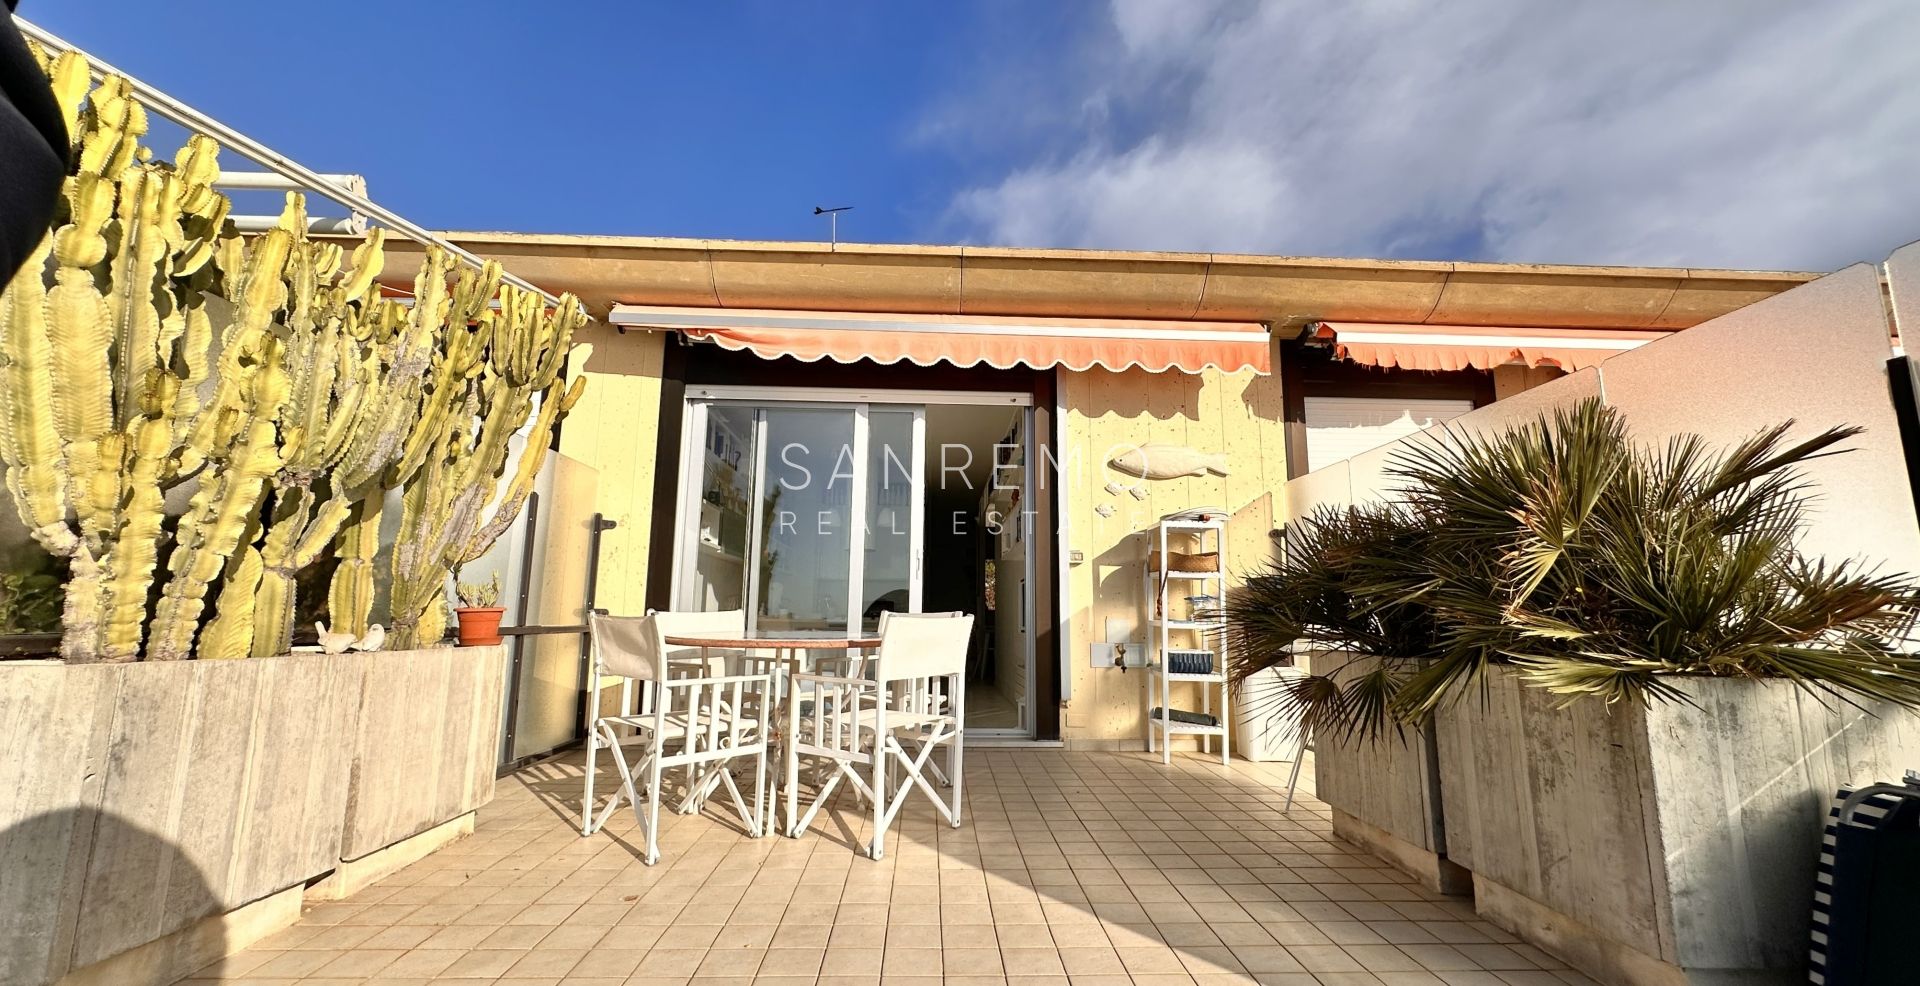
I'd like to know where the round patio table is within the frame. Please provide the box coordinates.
[664,634,881,834]
[663,633,882,654]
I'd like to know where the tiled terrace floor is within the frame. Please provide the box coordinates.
[185,749,1596,986]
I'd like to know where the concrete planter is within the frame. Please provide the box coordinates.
[1437,667,1920,985]
[1309,651,1469,893]
[0,644,506,986]
[340,646,505,861]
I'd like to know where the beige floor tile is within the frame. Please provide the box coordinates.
[659,925,726,949]
[820,947,885,976]
[636,948,711,977]
[1344,945,1425,973]
[994,923,1057,948]
[1398,944,1481,972]
[488,924,559,949]
[440,947,525,978]
[244,949,337,978]
[549,924,620,949]
[378,947,465,977]
[999,948,1066,976]
[880,946,942,975]
[827,924,888,948]
[568,948,648,978]
[1130,975,1199,986]
[943,923,1001,949]
[1157,923,1224,948]
[758,947,827,976]
[1056,947,1124,976]
[414,923,496,950]
[1372,973,1447,986]
[943,947,1007,976]
[506,947,589,977]
[1451,944,1541,970]
[695,947,768,977]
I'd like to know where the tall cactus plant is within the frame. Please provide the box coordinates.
[0,49,587,661]
[384,286,589,649]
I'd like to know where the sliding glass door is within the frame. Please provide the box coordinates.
[677,402,924,636]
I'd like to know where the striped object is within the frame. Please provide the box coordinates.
[1809,785,1908,985]
[1165,650,1215,676]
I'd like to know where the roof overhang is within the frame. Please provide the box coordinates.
[362,233,1818,334]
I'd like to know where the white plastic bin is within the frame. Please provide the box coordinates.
[1233,665,1306,761]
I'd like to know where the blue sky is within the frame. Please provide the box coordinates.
[29,1,1920,270]
[34,1,1075,243]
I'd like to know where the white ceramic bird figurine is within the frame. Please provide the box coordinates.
[315,621,355,655]
[351,624,386,652]
[1095,504,1117,518]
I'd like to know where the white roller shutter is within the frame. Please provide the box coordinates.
[1303,396,1474,472]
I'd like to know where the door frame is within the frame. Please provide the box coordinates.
[669,384,1040,736]
[672,397,932,635]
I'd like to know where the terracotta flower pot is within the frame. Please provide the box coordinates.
[454,606,505,646]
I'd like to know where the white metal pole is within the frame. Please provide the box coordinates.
[15,17,564,308]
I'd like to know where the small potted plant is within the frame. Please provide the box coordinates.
[452,573,504,647]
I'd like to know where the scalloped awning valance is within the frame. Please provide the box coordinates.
[1310,321,1669,372]
[608,306,1271,375]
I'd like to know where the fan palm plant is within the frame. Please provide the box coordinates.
[1225,397,1920,739]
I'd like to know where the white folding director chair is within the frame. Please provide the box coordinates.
[875,609,966,785]
[581,611,771,865]
[787,612,973,859]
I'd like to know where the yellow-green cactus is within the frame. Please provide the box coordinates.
[0,53,583,661]
[326,497,382,640]
[386,284,588,649]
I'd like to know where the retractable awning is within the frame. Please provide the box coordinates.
[609,305,1272,374]
[1310,321,1668,372]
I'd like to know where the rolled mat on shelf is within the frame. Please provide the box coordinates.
[1150,707,1221,727]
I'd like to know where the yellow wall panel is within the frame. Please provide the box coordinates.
[556,323,666,616]
[1057,363,1289,747]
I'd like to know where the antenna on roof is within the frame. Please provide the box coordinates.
[813,205,852,247]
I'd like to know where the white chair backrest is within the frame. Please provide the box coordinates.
[876,609,965,634]
[590,609,746,682]
[875,612,973,684]
[591,613,659,682]
[652,609,746,673]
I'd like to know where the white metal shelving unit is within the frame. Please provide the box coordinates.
[1144,513,1229,765]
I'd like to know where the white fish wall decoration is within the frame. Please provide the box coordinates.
[1108,445,1230,480]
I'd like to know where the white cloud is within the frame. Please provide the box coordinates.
[938,1,1920,270]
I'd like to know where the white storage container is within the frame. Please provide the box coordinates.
[1233,665,1306,761]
